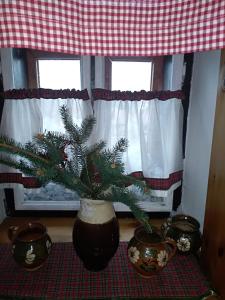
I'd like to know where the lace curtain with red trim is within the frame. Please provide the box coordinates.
[0,89,183,196]
[91,89,184,197]
[0,89,93,177]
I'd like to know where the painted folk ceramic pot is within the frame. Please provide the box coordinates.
[161,214,202,255]
[8,222,52,271]
[73,198,119,272]
[128,226,176,278]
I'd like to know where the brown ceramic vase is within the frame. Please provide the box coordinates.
[128,225,176,278]
[8,222,52,271]
[73,198,119,271]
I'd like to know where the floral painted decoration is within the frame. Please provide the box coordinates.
[177,237,191,252]
[157,250,168,267]
[25,246,36,265]
[128,246,140,264]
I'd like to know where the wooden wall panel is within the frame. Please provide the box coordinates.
[202,49,225,298]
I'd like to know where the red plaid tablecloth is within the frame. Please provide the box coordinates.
[0,0,225,56]
[0,242,210,300]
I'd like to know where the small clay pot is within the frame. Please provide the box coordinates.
[8,222,52,271]
[128,226,176,278]
[161,214,202,255]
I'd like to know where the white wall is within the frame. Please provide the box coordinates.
[182,50,221,230]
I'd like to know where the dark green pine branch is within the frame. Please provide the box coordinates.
[60,106,94,187]
[85,141,106,157]
[0,105,154,233]
[79,116,96,143]
[102,138,128,165]
[54,168,92,197]
[60,106,95,145]
[0,156,39,178]
[101,186,152,234]
[0,137,49,166]
[88,152,149,196]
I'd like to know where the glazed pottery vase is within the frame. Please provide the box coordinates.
[161,214,202,255]
[8,222,52,271]
[73,198,119,271]
[128,225,176,278]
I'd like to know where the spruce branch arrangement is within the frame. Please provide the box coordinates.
[0,106,153,233]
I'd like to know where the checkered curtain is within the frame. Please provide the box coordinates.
[92,89,184,196]
[0,0,225,56]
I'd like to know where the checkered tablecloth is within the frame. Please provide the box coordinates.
[0,242,210,300]
[0,0,225,56]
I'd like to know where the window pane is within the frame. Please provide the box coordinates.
[111,61,152,91]
[38,60,81,89]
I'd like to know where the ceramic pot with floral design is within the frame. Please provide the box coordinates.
[8,222,52,271]
[128,225,176,278]
[161,214,202,255]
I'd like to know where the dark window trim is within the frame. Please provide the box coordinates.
[173,53,194,211]
[182,53,194,157]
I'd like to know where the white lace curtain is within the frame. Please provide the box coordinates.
[0,88,183,196]
[0,89,93,142]
[92,89,184,197]
[0,89,93,176]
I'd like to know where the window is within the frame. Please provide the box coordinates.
[0,49,184,214]
[38,60,81,89]
[26,50,90,90]
[26,51,164,91]
[103,57,164,90]
[111,61,152,91]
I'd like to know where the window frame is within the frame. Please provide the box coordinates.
[26,50,91,91]
[0,49,185,215]
[12,183,174,213]
[100,56,164,91]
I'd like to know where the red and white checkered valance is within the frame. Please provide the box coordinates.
[0,0,225,56]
